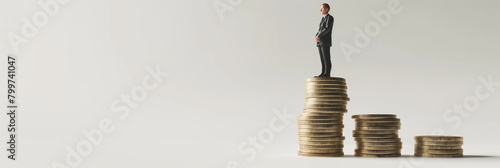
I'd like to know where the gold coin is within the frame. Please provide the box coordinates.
[304,101,347,109]
[303,109,348,113]
[306,90,347,95]
[306,97,350,102]
[303,109,347,113]
[305,81,346,85]
[303,108,347,112]
[300,149,344,153]
[300,113,344,117]
[298,125,344,130]
[415,141,463,146]
[299,132,343,137]
[304,104,347,108]
[304,96,349,99]
[297,120,344,125]
[298,124,344,129]
[298,127,343,132]
[355,122,401,127]
[305,92,348,96]
[305,82,346,86]
[305,103,350,107]
[305,84,347,88]
[355,153,401,157]
[415,153,463,158]
[303,111,344,115]
[298,118,344,122]
[305,78,346,83]
[298,152,344,157]
[306,86,346,90]
[356,146,402,150]
[414,136,463,142]
[354,118,400,123]
[305,93,349,98]
[357,145,402,149]
[355,126,400,130]
[305,85,347,89]
[299,136,345,141]
[299,141,344,145]
[305,77,346,82]
[355,149,401,154]
[415,145,462,150]
[300,112,344,117]
[353,130,399,134]
[352,114,397,119]
[304,101,348,105]
[298,128,343,133]
[354,138,401,142]
[414,149,463,154]
[357,142,402,146]
[305,100,351,104]
[301,111,344,116]
[300,144,344,149]
[353,134,399,138]
[299,130,343,134]
[306,87,346,91]
[305,101,351,105]
[298,115,343,120]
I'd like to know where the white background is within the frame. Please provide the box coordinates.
[0,0,499,167]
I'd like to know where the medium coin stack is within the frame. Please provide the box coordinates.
[414,136,464,158]
[352,114,402,157]
[297,77,349,157]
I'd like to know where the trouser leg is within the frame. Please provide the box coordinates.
[320,46,331,75]
[318,46,325,75]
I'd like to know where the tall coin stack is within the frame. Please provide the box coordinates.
[297,77,349,157]
[414,136,463,158]
[352,114,402,157]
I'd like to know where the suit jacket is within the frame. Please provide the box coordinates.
[315,13,334,47]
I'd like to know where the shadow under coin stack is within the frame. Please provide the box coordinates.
[297,77,349,157]
[352,114,402,157]
[414,136,463,158]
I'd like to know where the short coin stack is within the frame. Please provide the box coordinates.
[297,77,349,157]
[414,136,464,158]
[352,114,402,157]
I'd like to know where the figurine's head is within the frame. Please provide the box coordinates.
[320,3,330,15]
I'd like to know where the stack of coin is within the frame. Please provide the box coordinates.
[297,77,349,157]
[352,114,402,157]
[414,136,463,158]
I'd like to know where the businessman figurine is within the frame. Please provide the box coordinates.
[315,3,334,77]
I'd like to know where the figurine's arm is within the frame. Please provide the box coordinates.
[316,16,334,38]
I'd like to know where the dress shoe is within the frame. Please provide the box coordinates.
[314,74,325,77]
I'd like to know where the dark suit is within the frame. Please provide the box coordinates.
[315,13,334,76]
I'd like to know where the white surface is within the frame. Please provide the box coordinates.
[0,0,499,167]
